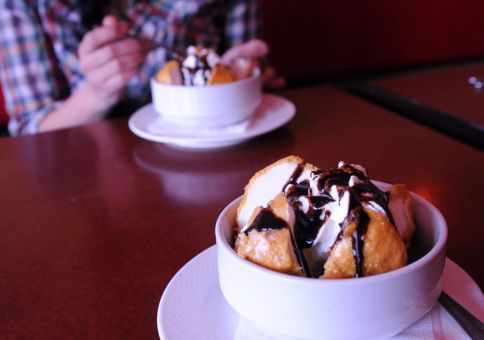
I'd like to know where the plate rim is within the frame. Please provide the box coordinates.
[156,245,483,340]
[157,246,218,340]
[128,94,296,148]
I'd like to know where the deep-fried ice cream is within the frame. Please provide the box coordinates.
[235,193,304,276]
[234,156,415,279]
[155,46,256,86]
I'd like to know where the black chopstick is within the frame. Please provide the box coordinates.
[439,291,484,339]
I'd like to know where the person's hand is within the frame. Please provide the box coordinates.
[222,39,286,90]
[78,15,149,113]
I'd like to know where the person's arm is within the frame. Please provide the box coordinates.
[223,0,285,89]
[0,0,67,135]
[0,3,148,135]
[41,16,149,132]
[37,83,109,132]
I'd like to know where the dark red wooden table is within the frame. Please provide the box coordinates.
[374,62,484,126]
[1,85,482,339]
[344,63,484,151]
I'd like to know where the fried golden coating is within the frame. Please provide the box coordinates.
[208,64,236,84]
[235,228,303,276]
[269,193,295,225]
[361,205,407,276]
[322,205,407,279]
[155,60,182,85]
[236,155,318,231]
[235,194,303,276]
[321,237,356,279]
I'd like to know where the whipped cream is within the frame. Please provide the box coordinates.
[180,46,221,86]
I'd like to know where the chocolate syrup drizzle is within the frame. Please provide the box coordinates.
[244,208,287,235]
[240,162,393,278]
[282,162,392,278]
[243,206,309,275]
[179,52,212,85]
[349,207,370,278]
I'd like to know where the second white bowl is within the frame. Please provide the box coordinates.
[151,71,261,129]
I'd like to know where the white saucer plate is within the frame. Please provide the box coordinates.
[157,246,483,340]
[128,94,295,149]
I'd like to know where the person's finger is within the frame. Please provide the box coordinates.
[86,52,144,87]
[79,20,129,56]
[80,38,147,73]
[261,66,286,90]
[261,66,276,85]
[103,15,130,33]
[222,39,269,64]
[102,15,119,27]
[103,68,138,93]
[267,77,286,90]
[101,53,144,83]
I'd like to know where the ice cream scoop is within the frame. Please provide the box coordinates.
[234,156,415,278]
[155,45,258,86]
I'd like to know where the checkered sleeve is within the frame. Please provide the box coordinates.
[0,0,66,135]
[224,0,262,47]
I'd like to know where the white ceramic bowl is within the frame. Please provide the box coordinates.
[215,182,447,340]
[150,70,261,129]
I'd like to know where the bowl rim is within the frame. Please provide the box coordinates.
[215,181,448,287]
[151,68,261,89]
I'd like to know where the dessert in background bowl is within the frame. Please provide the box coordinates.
[215,156,447,340]
[151,46,261,129]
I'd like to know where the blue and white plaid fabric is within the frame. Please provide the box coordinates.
[0,0,261,135]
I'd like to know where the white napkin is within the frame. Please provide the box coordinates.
[233,303,470,340]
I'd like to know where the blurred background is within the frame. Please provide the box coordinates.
[261,0,484,84]
[1,0,484,129]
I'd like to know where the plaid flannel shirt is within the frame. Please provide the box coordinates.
[0,0,261,135]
